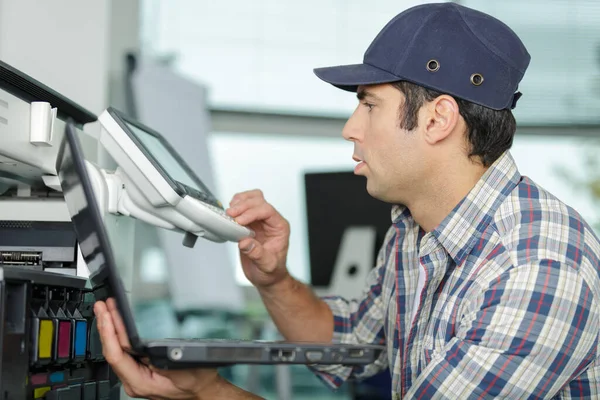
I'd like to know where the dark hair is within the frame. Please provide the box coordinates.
[392,81,516,167]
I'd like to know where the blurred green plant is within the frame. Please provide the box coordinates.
[554,141,600,233]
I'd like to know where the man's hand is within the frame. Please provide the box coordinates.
[94,299,221,400]
[227,189,291,288]
[226,189,333,343]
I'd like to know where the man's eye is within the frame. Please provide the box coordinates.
[362,102,375,111]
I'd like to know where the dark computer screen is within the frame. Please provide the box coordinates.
[304,171,393,287]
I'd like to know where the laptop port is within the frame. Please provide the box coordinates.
[170,348,183,360]
[349,349,365,358]
[305,350,324,362]
[271,349,296,362]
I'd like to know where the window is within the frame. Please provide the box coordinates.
[141,0,600,125]
[461,0,600,125]
[140,0,450,116]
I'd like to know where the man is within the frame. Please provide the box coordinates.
[94,2,600,399]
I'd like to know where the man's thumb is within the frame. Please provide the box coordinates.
[239,240,276,273]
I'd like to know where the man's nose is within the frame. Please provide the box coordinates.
[342,108,363,142]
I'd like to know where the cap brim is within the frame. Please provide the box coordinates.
[313,63,401,92]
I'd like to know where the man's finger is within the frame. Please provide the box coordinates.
[238,237,255,253]
[233,202,277,227]
[94,302,177,400]
[226,196,265,218]
[94,300,108,315]
[94,306,141,378]
[238,239,277,272]
[106,298,132,350]
[230,189,264,206]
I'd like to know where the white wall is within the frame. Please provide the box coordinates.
[0,0,111,115]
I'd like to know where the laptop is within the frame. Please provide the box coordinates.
[56,121,385,369]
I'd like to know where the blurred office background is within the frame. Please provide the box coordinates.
[1,0,599,399]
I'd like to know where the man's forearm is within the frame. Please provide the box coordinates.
[258,274,334,342]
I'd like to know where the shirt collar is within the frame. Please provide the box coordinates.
[391,203,410,224]
[432,151,521,266]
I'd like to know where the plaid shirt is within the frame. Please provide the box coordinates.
[311,151,600,399]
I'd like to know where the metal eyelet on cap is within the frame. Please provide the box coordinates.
[470,73,484,86]
[426,59,440,72]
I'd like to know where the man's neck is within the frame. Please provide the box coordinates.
[407,162,489,232]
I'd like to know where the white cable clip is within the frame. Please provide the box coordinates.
[30,101,57,146]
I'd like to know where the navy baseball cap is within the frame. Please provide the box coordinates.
[313,3,530,110]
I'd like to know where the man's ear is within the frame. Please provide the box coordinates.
[423,95,460,145]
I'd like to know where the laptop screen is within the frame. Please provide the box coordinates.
[56,122,143,349]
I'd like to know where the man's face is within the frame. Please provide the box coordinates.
[343,83,426,204]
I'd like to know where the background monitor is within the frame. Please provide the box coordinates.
[304,171,393,288]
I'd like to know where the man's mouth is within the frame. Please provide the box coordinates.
[353,156,366,173]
